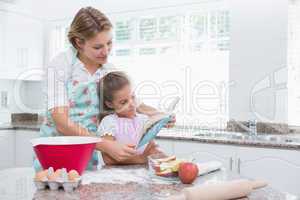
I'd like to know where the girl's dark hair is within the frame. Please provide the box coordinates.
[98,71,131,122]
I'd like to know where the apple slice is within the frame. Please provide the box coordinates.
[152,164,161,172]
[155,155,176,164]
[156,168,178,177]
[159,159,183,172]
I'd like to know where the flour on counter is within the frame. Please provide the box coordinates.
[81,166,179,185]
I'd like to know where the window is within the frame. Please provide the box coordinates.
[189,10,230,52]
[139,48,156,55]
[190,13,208,40]
[288,0,300,126]
[115,19,134,42]
[139,18,157,41]
[110,1,230,129]
[115,49,132,56]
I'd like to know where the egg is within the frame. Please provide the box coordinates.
[68,170,80,181]
[48,169,62,181]
[61,168,68,181]
[34,170,48,181]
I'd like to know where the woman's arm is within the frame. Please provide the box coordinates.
[51,107,137,161]
[101,135,147,165]
[101,137,163,165]
[103,152,146,165]
[51,106,91,136]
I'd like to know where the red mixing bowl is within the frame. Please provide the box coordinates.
[31,136,101,175]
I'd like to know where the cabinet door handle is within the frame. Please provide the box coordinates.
[238,158,241,174]
[229,157,233,171]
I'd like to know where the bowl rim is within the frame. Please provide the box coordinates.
[31,136,102,146]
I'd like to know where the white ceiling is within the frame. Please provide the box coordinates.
[0,0,203,21]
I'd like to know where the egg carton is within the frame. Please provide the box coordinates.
[34,179,82,192]
[34,167,81,192]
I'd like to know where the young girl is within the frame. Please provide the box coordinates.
[97,71,163,165]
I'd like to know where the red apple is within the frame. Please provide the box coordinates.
[178,162,199,184]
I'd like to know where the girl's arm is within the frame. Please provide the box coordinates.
[51,106,137,161]
[143,141,166,156]
[136,103,161,116]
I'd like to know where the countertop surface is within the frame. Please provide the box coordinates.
[0,122,41,131]
[2,122,300,150]
[0,165,298,200]
[157,129,300,150]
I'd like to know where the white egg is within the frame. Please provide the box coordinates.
[68,170,80,181]
[34,170,48,181]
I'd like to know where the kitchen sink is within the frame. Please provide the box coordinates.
[194,131,300,144]
[194,131,246,140]
[254,135,300,143]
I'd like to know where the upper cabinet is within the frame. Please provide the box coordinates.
[0,11,44,80]
[0,12,5,69]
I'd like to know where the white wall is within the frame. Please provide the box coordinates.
[0,0,291,124]
[229,0,288,123]
[0,80,44,122]
[23,81,44,113]
[0,80,23,122]
[0,0,210,20]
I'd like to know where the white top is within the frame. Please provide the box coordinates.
[46,47,116,110]
[98,113,149,153]
[98,113,149,136]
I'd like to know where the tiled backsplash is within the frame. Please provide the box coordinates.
[226,120,289,134]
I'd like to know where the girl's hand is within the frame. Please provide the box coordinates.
[149,113,176,128]
[143,141,164,157]
[165,114,176,128]
[143,141,156,156]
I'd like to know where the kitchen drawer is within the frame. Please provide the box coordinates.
[15,130,39,167]
[0,130,15,170]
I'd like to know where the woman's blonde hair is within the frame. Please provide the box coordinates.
[68,7,112,49]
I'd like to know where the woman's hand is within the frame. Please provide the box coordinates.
[110,141,138,162]
[98,137,138,162]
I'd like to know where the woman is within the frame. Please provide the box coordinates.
[35,7,175,170]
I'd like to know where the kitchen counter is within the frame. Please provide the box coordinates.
[0,165,298,200]
[2,122,300,150]
[157,129,300,150]
[0,122,40,131]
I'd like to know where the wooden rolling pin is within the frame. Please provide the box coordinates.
[167,179,268,200]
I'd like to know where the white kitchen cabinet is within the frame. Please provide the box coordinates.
[163,139,236,171]
[0,130,15,170]
[15,130,39,167]
[237,147,300,196]
[156,138,300,195]
[0,11,44,80]
[0,13,4,68]
[173,141,236,171]
[0,168,35,200]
